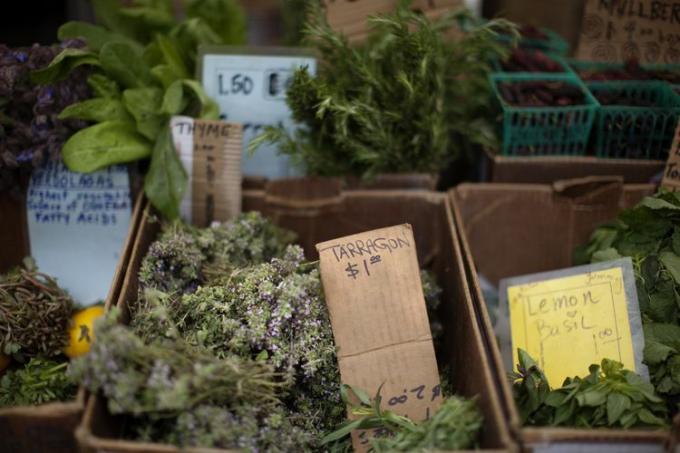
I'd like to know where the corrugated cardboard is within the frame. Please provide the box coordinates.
[0,192,145,453]
[450,179,672,451]
[481,148,664,185]
[575,0,680,64]
[76,183,516,453]
[661,121,680,190]
[0,180,29,273]
[317,225,442,450]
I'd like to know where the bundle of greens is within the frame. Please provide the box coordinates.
[251,1,516,179]
[0,41,91,193]
[33,0,246,218]
[0,262,78,407]
[577,191,680,410]
[323,384,483,452]
[511,349,668,429]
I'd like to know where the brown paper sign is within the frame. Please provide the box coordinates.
[171,117,243,226]
[575,0,680,64]
[662,120,680,191]
[324,0,462,42]
[316,224,442,451]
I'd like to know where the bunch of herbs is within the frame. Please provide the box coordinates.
[510,349,668,428]
[577,191,680,410]
[34,0,245,218]
[251,1,516,179]
[0,358,76,407]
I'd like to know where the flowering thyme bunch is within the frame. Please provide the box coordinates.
[138,212,296,294]
[0,41,90,193]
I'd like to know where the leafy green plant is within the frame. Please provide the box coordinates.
[510,349,668,429]
[250,1,516,179]
[322,384,482,452]
[577,191,680,406]
[0,358,76,407]
[33,0,245,218]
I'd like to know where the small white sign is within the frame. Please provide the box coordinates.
[200,49,316,179]
[26,162,132,305]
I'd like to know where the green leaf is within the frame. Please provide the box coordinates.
[122,87,164,140]
[660,251,680,285]
[62,122,152,173]
[155,35,189,79]
[58,98,132,123]
[57,21,141,52]
[644,340,675,365]
[31,48,100,84]
[185,0,246,45]
[91,0,143,40]
[87,74,120,98]
[161,80,185,115]
[637,408,667,426]
[639,197,680,211]
[119,6,174,29]
[182,79,219,119]
[606,393,630,426]
[349,385,372,406]
[320,419,363,444]
[576,389,607,407]
[100,41,152,88]
[591,248,623,263]
[144,125,187,219]
[672,228,680,256]
[151,64,182,89]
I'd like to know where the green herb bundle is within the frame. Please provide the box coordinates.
[323,384,483,452]
[511,349,668,429]
[34,0,246,218]
[577,191,680,410]
[0,359,76,407]
[251,1,516,179]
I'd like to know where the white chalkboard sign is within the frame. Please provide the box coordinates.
[199,46,316,179]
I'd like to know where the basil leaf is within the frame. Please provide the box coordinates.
[87,74,120,98]
[645,340,676,366]
[62,121,151,173]
[144,125,187,219]
[161,81,185,115]
[606,393,630,425]
[660,251,680,285]
[122,87,164,140]
[57,21,141,52]
[58,98,132,123]
[100,41,152,88]
[31,48,100,84]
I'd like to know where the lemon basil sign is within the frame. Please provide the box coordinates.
[498,258,649,385]
[64,306,105,358]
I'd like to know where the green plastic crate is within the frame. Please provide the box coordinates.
[568,60,680,84]
[490,73,598,156]
[497,26,569,56]
[587,81,680,160]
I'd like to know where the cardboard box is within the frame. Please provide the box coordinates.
[449,178,672,451]
[481,148,664,185]
[0,179,30,273]
[0,193,145,453]
[76,180,515,452]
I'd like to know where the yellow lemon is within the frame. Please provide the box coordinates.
[0,354,9,372]
[64,306,105,359]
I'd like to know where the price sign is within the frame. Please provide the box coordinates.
[662,119,680,191]
[500,258,647,385]
[199,47,316,179]
[26,162,132,305]
[575,0,680,64]
[316,225,441,451]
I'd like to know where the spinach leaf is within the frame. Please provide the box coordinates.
[87,73,120,98]
[62,121,152,173]
[122,87,164,140]
[144,125,187,219]
[59,98,132,123]
[57,21,141,52]
[100,42,152,88]
[31,48,100,84]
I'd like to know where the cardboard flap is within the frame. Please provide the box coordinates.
[264,177,344,210]
[552,176,624,207]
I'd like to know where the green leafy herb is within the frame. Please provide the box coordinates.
[251,1,516,179]
[577,191,680,403]
[323,384,483,452]
[38,0,245,218]
[0,358,76,407]
[510,349,668,429]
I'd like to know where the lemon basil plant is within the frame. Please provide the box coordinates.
[33,0,245,218]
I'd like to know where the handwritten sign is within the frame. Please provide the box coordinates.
[575,0,680,64]
[316,225,441,451]
[171,116,242,226]
[662,119,680,191]
[26,162,132,305]
[324,0,462,42]
[199,48,316,179]
[500,258,647,385]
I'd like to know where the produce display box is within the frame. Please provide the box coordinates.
[75,180,516,453]
[490,73,598,157]
[567,60,680,84]
[496,27,569,56]
[0,192,145,453]
[588,81,680,160]
[479,148,664,184]
[449,178,671,452]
